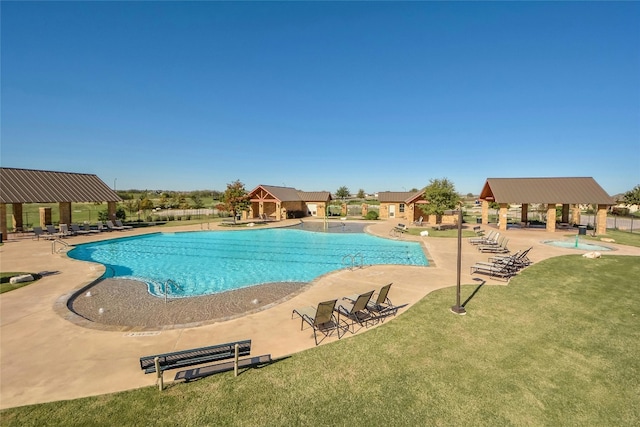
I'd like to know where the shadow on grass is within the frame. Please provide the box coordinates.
[462,278,486,308]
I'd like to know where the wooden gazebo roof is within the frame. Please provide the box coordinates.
[0,167,121,203]
[479,177,615,205]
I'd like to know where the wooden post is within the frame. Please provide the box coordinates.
[234,344,239,377]
[154,357,163,391]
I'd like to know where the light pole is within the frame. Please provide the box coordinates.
[446,206,466,315]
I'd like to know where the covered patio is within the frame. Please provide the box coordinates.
[0,167,121,240]
[478,177,615,235]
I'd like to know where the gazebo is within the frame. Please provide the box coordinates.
[478,177,615,234]
[0,167,121,240]
[247,185,332,220]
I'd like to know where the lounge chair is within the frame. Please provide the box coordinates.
[489,247,533,270]
[59,224,74,237]
[32,226,46,240]
[292,299,342,345]
[478,238,509,253]
[477,235,505,251]
[470,258,517,281]
[71,224,93,235]
[344,283,398,321]
[45,225,62,239]
[106,220,125,231]
[469,230,497,245]
[413,217,423,227]
[336,290,376,333]
[115,220,133,229]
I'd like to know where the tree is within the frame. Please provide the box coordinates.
[419,178,460,222]
[356,189,366,199]
[335,186,350,200]
[622,185,640,206]
[222,180,250,223]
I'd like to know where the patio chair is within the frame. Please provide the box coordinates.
[479,238,510,253]
[469,230,496,245]
[59,224,74,237]
[292,299,342,345]
[336,290,376,333]
[106,220,125,231]
[45,225,62,239]
[470,258,517,281]
[344,283,398,321]
[115,220,133,229]
[413,216,423,227]
[71,224,93,235]
[32,226,46,240]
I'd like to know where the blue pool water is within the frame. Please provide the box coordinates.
[542,240,613,251]
[68,228,428,298]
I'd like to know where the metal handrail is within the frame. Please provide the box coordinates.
[51,239,69,254]
[164,279,182,303]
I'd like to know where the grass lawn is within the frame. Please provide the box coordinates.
[0,272,41,294]
[1,255,638,426]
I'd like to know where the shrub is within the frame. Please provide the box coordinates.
[365,211,379,220]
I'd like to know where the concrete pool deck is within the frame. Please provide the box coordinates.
[1,219,639,409]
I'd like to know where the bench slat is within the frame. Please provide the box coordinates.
[140,339,251,373]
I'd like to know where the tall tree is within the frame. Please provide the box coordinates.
[419,178,460,222]
[222,180,250,223]
[335,186,350,200]
[622,185,640,206]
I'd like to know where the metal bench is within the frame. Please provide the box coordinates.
[140,339,270,389]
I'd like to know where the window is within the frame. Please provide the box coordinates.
[399,203,405,213]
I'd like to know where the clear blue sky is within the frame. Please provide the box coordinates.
[2,1,639,196]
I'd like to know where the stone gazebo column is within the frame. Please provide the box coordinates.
[0,204,7,241]
[521,204,529,227]
[481,200,489,225]
[596,204,608,235]
[59,202,72,225]
[498,203,508,231]
[107,202,117,221]
[571,204,581,226]
[39,207,52,227]
[12,203,24,232]
[546,204,557,232]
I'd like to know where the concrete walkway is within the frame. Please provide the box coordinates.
[1,220,638,409]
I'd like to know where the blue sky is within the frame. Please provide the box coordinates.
[2,1,639,196]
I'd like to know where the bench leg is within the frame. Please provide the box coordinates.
[155,357,164,391]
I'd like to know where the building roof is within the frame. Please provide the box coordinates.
[378,191,423,203]
[298,191,332,202]
[479,177,615,205]
[0,167,121,204]
[249,185,331,203]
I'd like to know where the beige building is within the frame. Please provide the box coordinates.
[247,185,332,221]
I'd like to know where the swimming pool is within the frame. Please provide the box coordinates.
[68,228,428,298]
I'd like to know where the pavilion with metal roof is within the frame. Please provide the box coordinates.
[0,167,121,240]
[478,177,615,234]
[247,185,332,220]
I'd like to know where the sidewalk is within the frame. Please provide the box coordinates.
[1,220,638,409]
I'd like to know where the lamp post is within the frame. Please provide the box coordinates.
[446,207,466,315]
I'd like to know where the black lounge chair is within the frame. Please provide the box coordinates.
[336,290,376,333]
[345,283,398,321]
[292,299,342,345]
[470,258,517,281]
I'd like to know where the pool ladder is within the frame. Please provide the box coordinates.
[51,239,69,254]
[164,279,182,303]
[342,253,364,270]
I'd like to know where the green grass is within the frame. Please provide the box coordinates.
[0,272,41,294]
[2,255,639,426]
[582,229,640,248]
